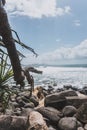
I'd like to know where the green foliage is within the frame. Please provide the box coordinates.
[0,51,13,86]
[0,86,18,112]
[0,87,11,112]
[0,50,14,111]
[0,50,18,111]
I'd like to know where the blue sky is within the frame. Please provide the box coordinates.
[5,0,87,65]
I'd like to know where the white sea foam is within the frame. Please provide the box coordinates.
[32,66,87,89]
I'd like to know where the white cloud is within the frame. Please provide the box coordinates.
[74,20,81,27]
[6,0,71,18]
[22,39,87,65]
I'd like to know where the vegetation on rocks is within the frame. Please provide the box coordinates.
[0,50,13,87]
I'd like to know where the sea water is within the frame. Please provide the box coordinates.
[31,65,87,89]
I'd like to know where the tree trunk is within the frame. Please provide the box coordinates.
[0,6,24,85]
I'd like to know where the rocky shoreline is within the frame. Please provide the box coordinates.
[0,84,87,130]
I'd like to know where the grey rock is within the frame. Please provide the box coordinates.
[58,117,77,130]
[28,111,48,130]
[16,96,22,102]
[17,99,26,107]
[30,96,39,107]
[84,124,87,130]
[77,127,84,130]
[48,125,57,130]
[77,121,83,128]
[0,115,12,130]
[45,90,77,110]
[66,96,87,108]
[36,107,62,123]
[24,102,35,108]
[10,116,28,130]
[21,96,30,103]
[11,102,19,108]
[5,109,14,116]
[62,105,77,117]
[44,93,66,110]
[0,107,4,113]
[63,85,72,90]
[76,102,87,123]
[13,110,21,116]
[21,108,34,116]
[58,89,78,97]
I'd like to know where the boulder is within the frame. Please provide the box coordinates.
[77,121,83,128]
[24,102,35,108]
[84,124,87,130]
[62,105,77,117]
[18,91,30,98]
[11,102,19,108]
[21,108,34,116]
[58,117,77,130]
[63,85,73,90]
[0,115,12,130]
[75,102,87,123]
[48,125,57,130]
[21,96,30,103]
[81,86,87,95]
[30,96,39,107]
[5,109,14,116]
[13,110,21,116]
[36,107,62,123]
[66,96,87,108]
[76,91,87,97]
[28,111,48,130]
[16,96,25,107]
[10,116,28,130]
[44,90,77,110]
[0,115,28,130]
[77,127,84,130]
[58,89,78,97]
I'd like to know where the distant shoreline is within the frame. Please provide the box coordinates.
[32,64,87,68]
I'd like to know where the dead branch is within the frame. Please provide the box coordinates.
[24,67,43,74]
[12,29,38,57]
[23,67,43,96]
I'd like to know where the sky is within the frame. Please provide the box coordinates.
[5,0,87,65]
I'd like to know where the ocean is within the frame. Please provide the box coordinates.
[31,64,87,89]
